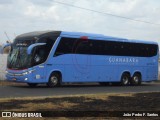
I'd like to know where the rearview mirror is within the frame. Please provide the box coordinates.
[27,43,46,55]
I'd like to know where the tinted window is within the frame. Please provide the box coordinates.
[54,38,75,56]
[74,39,92,54]
[54,37,158,57]
[31,36,56,66]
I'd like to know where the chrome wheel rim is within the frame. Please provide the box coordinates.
[133,76,139,84]
[50,76,58,85]
[123,76,129,85]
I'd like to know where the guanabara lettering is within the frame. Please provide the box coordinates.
[109,57,139,63]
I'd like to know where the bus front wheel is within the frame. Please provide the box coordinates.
[47,73,61,87]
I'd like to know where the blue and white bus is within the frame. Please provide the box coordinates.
[3,31,159,87]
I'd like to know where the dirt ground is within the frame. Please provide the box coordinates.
[0,92,160,119]
[0,81,160,119]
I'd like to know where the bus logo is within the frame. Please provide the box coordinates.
[109,57,139,63]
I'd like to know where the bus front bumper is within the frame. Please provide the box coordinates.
[6,70,33,83]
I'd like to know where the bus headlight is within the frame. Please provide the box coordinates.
[22,72,28,75]
[28,70,35,74]
[22,70,35,76]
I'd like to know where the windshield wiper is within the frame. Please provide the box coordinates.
[9,47,23,69]
[16,47,23,68]
[9,50,18,67]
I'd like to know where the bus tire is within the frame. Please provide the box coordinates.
[120,73,130,86]
[47,72,61,87]
[27,83,38,87]
[131,73,141,86]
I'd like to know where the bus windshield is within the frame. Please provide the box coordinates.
[7,46,31,69]
[7,36,58,70]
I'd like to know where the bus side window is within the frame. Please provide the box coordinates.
[75,40,91,54]
[32,46,45,65]
[54,37,75,56]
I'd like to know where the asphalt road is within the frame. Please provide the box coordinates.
[0,82,160,98]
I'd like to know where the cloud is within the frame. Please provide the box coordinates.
[0,0,160,44]
[27,0,53,6]
[0,0,13,4]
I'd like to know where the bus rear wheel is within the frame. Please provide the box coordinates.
[131,73,141,86]
[47,73,61,87]
[121,73,130,86]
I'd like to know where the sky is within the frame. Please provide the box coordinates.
[0,0,160,44]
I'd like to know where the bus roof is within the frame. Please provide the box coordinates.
[16,31,61,39]
[61,31,158,45]
[16,30,158,45]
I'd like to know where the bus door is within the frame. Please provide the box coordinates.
[31,36,56,82]
[31,47,46,82]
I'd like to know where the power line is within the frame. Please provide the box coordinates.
[53,0,160,26]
